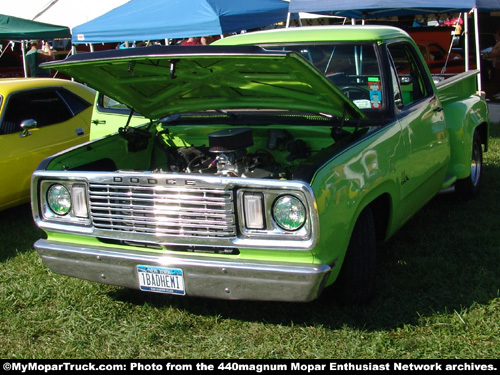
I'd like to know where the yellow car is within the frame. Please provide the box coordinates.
[0,78,95,211]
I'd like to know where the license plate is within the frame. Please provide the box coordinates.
[137,265,185,295]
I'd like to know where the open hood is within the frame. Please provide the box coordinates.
[43,45,365,121]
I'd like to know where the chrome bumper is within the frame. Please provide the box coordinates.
[35,239,331,302]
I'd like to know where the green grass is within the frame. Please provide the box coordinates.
[1,123,499,359]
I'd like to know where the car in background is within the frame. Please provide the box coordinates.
[416,40,474,74]
[90,92,148,140]
[0,78,95,211]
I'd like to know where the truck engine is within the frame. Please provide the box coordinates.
[159,127,311,179]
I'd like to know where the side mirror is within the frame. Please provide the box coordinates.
[19,119,38,138]
[400,75,413,85]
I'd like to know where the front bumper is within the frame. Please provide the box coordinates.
[35,239,331,302]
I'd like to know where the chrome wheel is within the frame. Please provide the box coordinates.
[455,130,483,200]
[470,138,482,188]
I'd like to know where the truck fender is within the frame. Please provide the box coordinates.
[322,182,395,287]
[444,98,489,180]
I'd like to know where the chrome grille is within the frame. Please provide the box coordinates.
[88,183,236,238]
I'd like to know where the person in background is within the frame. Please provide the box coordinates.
[180,37,207,45]
[489,28,500,100]
[26,40,54,77]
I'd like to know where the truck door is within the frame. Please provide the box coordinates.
[386,42,450,223]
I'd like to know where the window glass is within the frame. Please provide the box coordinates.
[261,43,384,111]
[96,93,143,117]
[0,88,73,134]
[387,43,431,107]
[57,88,91,116]
[390,61,404,109]
[102,95,129,110]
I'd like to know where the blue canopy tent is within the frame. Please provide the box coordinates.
[288,0,499,18]
[72,0,291,45]
[477,0,500,10]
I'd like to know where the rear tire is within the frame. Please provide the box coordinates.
[455,130,483,200]
[331,207,376,305]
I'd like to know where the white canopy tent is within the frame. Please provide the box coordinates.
[1,0,132,73]
[1,0,130,31]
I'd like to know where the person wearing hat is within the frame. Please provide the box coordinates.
[26,40,54,77]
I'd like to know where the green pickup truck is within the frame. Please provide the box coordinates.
[31,26,489,304]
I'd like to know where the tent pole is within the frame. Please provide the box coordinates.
[21,41,28,78]
[473,6,481,93]
[464,12,469,71]
[286,12,291,28]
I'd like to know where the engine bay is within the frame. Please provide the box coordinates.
[58,113,371,182]
[157,127,315,179]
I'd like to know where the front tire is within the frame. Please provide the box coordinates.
[455,130,483,200]
[331,206,377,305]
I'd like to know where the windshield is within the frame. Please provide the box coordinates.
[260,43,384,111]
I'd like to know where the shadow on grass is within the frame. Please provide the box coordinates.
[5,130,497,332]
[110,171,500,331]
[109,137,500,331]
[0,203,44,262]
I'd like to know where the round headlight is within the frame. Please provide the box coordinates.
[47,184,71,216]
[272,195,306,231]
